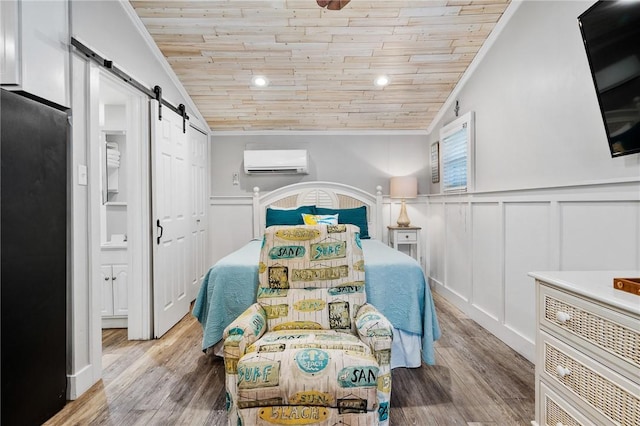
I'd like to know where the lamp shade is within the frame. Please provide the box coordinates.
[390,176,417,199]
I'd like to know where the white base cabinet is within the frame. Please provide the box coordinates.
[101,264,128,328]
[530,271,640,426]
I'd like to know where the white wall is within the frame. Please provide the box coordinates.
[429,1,639,193]
[69,52,94,399]
[425,1,640,362]
[71,0,206,130]
[210,134,429,195]
[68,0,209,399]
[208,133,430,264]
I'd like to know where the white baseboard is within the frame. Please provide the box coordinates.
[432,279,535,363]
[66,363,99,400]
[102,316,128,329]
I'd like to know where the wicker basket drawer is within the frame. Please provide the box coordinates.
[541,333,640,426]
[540,381,594,426]
[546,397,581,426]
[540,284,639,374]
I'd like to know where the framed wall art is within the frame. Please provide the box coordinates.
[430,141,440,184]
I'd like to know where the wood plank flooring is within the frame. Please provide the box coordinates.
[45,293,535,425]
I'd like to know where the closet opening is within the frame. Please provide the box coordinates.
[92,70,152,343]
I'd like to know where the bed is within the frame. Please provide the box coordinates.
[193,181,441,368]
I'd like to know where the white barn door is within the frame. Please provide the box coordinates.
[188,126,209,301]
[150,100,190,338]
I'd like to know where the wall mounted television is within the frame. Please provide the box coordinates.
[578,1,640,157]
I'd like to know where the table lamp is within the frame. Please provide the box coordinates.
[390,176,418,227]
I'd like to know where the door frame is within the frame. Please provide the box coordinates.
[187,124,210,301]
[87,67,152,353]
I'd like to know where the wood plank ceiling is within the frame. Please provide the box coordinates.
[130,0,511,131]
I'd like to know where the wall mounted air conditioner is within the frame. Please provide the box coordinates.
[244,149,309,174]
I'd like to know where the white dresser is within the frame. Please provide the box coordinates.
[529,271,640,426]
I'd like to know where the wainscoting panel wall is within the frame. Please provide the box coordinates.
[503,202,550,347]
[471,203,502,322]
[207,182,638,364]
[559,201,639,270]
[427,202,445,285]
[445,202,472,301]
[209,196,428,269]
[427,181,640,362]
[208,199,254,265]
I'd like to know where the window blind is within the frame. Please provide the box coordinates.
[442,124,468,191]
[439,111,474,193]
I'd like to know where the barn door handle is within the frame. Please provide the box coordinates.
[157,219,164,245]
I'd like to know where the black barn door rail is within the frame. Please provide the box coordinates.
[71,37,189,132]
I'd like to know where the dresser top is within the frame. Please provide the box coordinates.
[529,270,640,315]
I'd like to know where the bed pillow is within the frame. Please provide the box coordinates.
[301,213,339,225]
[315,205,370,239]
[265,205,315,227]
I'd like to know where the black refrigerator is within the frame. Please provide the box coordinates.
[1,89,68,425]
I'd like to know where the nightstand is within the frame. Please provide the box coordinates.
[387,226,421,262]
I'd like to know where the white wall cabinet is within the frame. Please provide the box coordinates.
[100,264,128,327]
[1,0,69,107]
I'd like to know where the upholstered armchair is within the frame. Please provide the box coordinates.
[223,224,393,425]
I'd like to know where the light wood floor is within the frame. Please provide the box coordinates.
[45,293,535,425]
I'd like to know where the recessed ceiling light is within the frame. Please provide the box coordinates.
[251,75,269,87]
[374,75,389,87]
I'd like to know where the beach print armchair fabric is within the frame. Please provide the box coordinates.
[223,224,393,425]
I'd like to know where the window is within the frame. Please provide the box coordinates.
[439,111,474,192]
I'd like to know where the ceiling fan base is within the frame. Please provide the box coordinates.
[317,0,351,10]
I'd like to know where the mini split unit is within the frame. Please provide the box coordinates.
[243,149,309,175]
